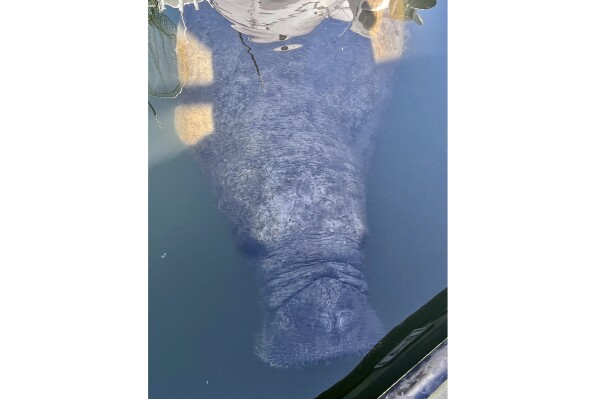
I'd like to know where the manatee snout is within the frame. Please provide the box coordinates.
[256,276,384,368]
[312,310,354,334]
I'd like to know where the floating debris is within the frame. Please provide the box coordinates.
[273,44,303,52]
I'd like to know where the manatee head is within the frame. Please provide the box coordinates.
[256,277,384,368]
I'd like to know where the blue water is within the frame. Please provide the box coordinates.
[149,3,447,398]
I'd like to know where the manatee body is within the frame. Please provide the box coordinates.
[176,5,402,367]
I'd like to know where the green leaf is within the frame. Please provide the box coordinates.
[413,10,423,25]
[407,0,437,10]
[148,7,182,97]
[404,6,415,20]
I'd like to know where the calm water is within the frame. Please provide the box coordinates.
[149,2,447,398]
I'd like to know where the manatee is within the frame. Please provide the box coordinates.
[172,2,405,367]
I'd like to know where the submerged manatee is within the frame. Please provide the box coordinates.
[174,2,404,367]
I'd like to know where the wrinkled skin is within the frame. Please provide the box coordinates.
[177,5,401,367]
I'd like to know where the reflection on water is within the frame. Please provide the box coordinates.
[212,0,353,43]
[149,0,445,397]
[167,0,415,148]
[148,0,182,98]
[211,0,436,43]
[148,0,436,101]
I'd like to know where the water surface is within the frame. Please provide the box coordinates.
[149,2,446,398]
